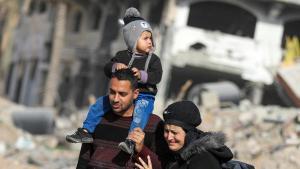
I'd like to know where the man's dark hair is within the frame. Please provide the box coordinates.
[111,69,138,89]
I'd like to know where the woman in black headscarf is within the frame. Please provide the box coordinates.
[135,100,233,169]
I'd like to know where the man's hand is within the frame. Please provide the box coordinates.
[131,67,141,80]
[128,128,145,153]
[115,63,128,70]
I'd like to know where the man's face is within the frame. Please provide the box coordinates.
[109,77,138,115]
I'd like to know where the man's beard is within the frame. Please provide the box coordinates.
[112,99,134,115]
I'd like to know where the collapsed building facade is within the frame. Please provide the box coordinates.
[159,0,300,108]
[1,0,165,111]
[0,0,300,111]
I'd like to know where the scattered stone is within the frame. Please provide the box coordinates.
[1,95,300,169]
[15,135,36,150]
[0,142,6,155]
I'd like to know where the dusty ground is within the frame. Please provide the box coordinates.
[0,97,79,169]
[0,96,300,169]
[199,102,300,169]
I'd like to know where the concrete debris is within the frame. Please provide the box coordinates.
[276,63,300,107]
[12,107,56,135]
[0,155,38,169]
[0,97,79,169]
[0,142,6,155]
[1,95,300,169]
[15,134,36,150]
[202,101,300,169]
[247,139,262,157]
[238,112,256,126]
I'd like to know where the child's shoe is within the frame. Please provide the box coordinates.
[118,139,135,154]
[66,128,93,143]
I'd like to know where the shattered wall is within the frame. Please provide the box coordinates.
[2,0,166,111]
[158,0,300,107]
[5,0,54,106]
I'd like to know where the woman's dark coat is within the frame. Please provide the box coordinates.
[165,132,233,169]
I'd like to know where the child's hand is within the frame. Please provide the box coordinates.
[131,67,141,80]
[115,63,128,70]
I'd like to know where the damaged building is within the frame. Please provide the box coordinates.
[158,0,300,108]
[0,1,300,168]
[0,0,300,111]
[1,0,165,112]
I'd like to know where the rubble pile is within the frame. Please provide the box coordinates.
[200,100,300,169]
[0,97,80,169]
[1,96,300,169]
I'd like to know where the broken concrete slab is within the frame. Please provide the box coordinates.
[12,107,55,135]
[276,63,300,107]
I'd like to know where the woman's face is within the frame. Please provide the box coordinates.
[164,124,186,152]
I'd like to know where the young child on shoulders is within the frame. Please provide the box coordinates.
[66,7,163,155]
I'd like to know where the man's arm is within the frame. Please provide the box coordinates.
[133,118,170,169]
[128,127,162,169]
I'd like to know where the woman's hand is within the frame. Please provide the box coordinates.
[135,156,153,169]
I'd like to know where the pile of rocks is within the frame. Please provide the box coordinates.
[200,100,300,169]
[0,97,80,169]
[1,95,300,169]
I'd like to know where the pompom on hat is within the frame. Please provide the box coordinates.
[163,101,202,131]
[122,7,154,52]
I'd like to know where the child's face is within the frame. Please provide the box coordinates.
[136,31,153,54]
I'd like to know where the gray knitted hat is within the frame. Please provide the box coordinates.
[122,7,154,52]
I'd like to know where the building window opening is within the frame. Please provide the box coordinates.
[72,11,82,33]
[189,42,206,50]
[100,4,120,46]
[5,63,14,95]
[149,0,165,25]
[39,1,47,13]
[30,59,38,80]
[14,61,25,102]
[89,6,102,30]
[187,1,257,38]
[282,20,300,46]
[282,20,300,63]
[28,0,36,16]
